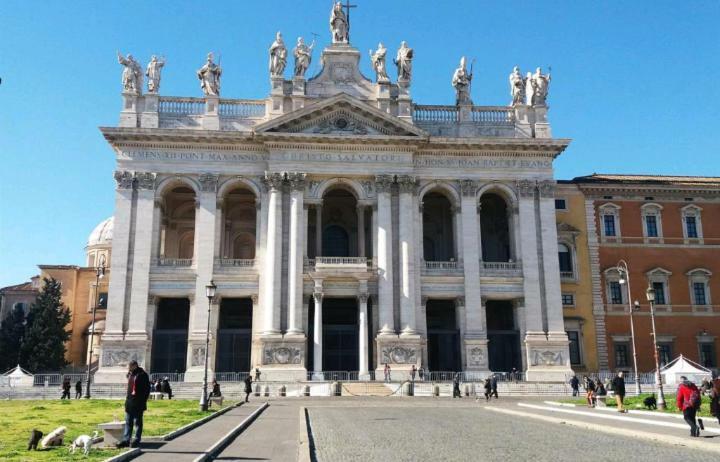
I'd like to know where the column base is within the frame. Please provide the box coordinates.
[524,331,573,382]
[463,339,490,377]
[94,339,150,383]
[375,335,422,381]
[184,368,215,383]
[254,335,307,381]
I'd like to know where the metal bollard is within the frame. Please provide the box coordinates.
[433,384,440,397]
[254,383,261,397]
[303,385,311,397]
[464,384,470,397]
[403,381,414,396]
[278,385,286,397]
[264,385,270,397]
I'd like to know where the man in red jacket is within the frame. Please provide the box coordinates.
[676,376,703,437]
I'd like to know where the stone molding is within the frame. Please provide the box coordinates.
[516,179,535,197]
[135,172,157,190]
[114,170,134,189]
[263,172,285,190]
[459,179,478,197]
[396,175,417,194]
[286,172,307,191]
[374,174,394,193]
[538,180,555,198]
[198,173,219,192]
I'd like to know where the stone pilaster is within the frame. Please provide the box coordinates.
[397,175,418,336]
[312,289,323,376]
[585,198,609,370]
[357,204,366,257]
[375,174,395,335]
[261,172,284,335]
[459,180,484,340]
[358,292,370,379]
[286,172,306,336]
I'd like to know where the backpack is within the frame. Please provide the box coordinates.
[688,387,702,410]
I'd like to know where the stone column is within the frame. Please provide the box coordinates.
[286,173,306,336]
[261,173,284,335]
[127,172,157,340]
[538,181,566,334]
[397,175,418,336]
[371,204,378,261]
[375,175,395,335]
[312,290,323,375]
[315,203,323,257]
[516,180,544,335]
[358,292,369,379]
[357,204,366,257]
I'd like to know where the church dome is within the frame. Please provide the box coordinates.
[87,217,114,248]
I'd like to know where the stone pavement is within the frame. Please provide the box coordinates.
[133,403,261,461]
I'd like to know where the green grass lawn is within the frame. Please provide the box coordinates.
[0,399,228,461]
[562,393,715,417]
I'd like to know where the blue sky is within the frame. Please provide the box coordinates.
[1,0,719,287]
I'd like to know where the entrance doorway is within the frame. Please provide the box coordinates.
[322,298,358,372]
[215,298,252,372]
[426,300,461,371]
[151,298,189,373]
[486,300,521,372]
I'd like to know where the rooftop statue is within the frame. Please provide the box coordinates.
[145,55,166,94]
[524,71,534,106]
[451,56,473,105]
[369,42,390,83]
[197,52,222,96]
[394,41,413,83]
[117,52,142,94]
[530,67,551,106]
[509,66,525,106]
[293,37,315,78]
[269,32,287,78]
[330,1,349,44]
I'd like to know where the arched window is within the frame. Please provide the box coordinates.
[421,191,455,261]
[558,243,573,273]
[233,234,256,259]
[323,225,349,257]
[480,193,511,262]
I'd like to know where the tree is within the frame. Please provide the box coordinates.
[0,304,26,372]
[20,278,71,372]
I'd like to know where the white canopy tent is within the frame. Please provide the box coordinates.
[659,355,711,386]
[1,365,34,387]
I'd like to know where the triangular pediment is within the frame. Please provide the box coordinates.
[254,93,426,137]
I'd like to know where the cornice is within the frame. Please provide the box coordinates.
[578,183,720,197]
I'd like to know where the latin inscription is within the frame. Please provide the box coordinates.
[277,152,405,163]
[120,150,266,162]
[414,157,552,169]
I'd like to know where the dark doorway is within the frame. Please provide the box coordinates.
[486,300,521,372]
[426,300,461,371]
[480,193,511,262]
[322,298,358,372]
[215,298,252,372]
[151,298,190,373]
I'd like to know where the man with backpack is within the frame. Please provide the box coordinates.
[677,375,704,437]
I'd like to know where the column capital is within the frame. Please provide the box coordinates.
[459,179,478,197]
[396,175,418,194]
[135,172,157,190]
[147,295,158,306]
[114,170,135,189]
[538,180,556,198]
[199,173,219,192]
[374,174,394,193]
[263,172,285,191]
[313,291,324,303]
[357,293,369,303]
[250,294,259,304]
[421,296,429,305]
[516,179,536,198]
[286,172,307,191]
[455,296,466,307]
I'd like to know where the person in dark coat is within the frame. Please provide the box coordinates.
[611,371,627,412]
[569,375,580,397]
[410,365,417,383]
[117,360,150,448]
[452,372,461,398]
[710,376,720,425]
[210,380,221,397]
[161,377,173,399]
[244,375,253,403]
[74,380,83,399]
[583,376,596,407]
[490,375,498,399]
[61,377,71,399]
[483,378,492,401]
[254,368,261,381]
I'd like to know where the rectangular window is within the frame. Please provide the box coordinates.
[699,342,717,368]
[567,331,581,365]
[562,294,575,306]
[658,343,672,367]
[554,199,567,210]
[98,292,108,309]
[652,282,666,305]
[645,215,658,237]
[693,283,706,305]
[609,281,623,304]
[603,215,616,236]
[686,216,698,238]
[615,343,629,368]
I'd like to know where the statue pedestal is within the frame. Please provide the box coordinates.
[513,104,533,138]
[93,339,149,384]
[463,338,490,375]
[376,82,391,114]
[458,103,472,123]
[254,335,307,381]
[203,96,220,130]
[291,77,306,111]
[374,335,422,381]
[524,331,573,382]
[141,94,159,128]
[120,92,139,128]
[269,77,286,116]
[397,80,412,121]
[533,105,552,138]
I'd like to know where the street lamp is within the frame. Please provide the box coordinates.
[200,280,216,412]
[85,258,106,399]
[616,260,641,395]
[646,284,666,410]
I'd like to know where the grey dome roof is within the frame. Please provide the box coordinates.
[87,217,114,247]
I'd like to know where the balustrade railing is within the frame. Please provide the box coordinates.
[217,258,255,268]
[471,106,516,124]
[560,271,575,279]
[315,256,368,265]
[479,261,523,275]
[214,371,251,382]
[218,99,266,117]
[158,97,205,115]
[149,372,185,382]
[423,260,460,271]
[412,105,459,122]
[156,258,193,267]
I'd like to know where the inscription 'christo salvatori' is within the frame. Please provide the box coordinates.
[414,157,551,169]
[120,151,266,162]
[278,152,405,163]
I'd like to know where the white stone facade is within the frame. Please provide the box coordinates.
[95,22,572,382]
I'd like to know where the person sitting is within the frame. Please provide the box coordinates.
[161,377,173,399]
[210,380,222,397]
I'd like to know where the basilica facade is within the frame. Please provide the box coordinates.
[95,8,572,382]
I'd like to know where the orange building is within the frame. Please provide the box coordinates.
[574,175,720,374]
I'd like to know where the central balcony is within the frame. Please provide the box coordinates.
[305,257,371,274]
[422,260,462,275]
[479,261,523,277]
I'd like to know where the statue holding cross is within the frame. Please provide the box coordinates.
[330,1,356,44]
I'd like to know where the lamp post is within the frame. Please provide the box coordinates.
[646,284,666,410]
[85,258,106,399]
[200,280,216,412]
[616,260,641,395]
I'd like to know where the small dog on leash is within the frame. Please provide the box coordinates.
[71,431,99,455]
[643,395,657,410]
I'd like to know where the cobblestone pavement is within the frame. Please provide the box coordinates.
[307,400,718,462]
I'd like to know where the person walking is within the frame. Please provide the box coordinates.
[677,375,702,437]
[611,371,627,413]
[583,376,595,407]
[74,380,83,399]
[710,375,720,425]
[490,374,498,399]
[117,360,150,448]
[243,374,252,403]
[61,377,71,399]
[483,378,492,401]
[161,377,173,399]
[595,378,607,406]
[418,367,425,381]
[384,363,391,383]
[254,368,261,382]
[569,375,580,397]
[410,365,417,384]
[452,372,462,398]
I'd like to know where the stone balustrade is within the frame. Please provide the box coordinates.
[479,261,523,277]
[470,106,515,124]
[155,257,193,267]
[412,105,459,122]
[305,256,370,272]
[423,260,461,272]
[216,258,255,267]
[158,97,205,115]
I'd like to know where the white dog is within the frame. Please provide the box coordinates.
[71,431,99,455]
[40,426,67,449]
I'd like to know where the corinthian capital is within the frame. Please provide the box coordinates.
[286,172,307,191]
[374,174,394,194]
[516,179,535,198]
[199,173,219,192]
[263,172,285,191]
[459,179,477,197]
[396,175,417,194]
[114,170,134,189]
[538,180,556,198]
[135,172,157,190]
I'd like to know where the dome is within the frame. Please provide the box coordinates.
[87,217,114,248]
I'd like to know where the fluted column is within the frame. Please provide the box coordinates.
[358,292,369,377]
[397,175,418,336]
[459,180,484,337]
[357,204,366,257]
[262,172,284,335]
[313,290,323,373]
[286,172,306,335]
[375,175,395,334]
